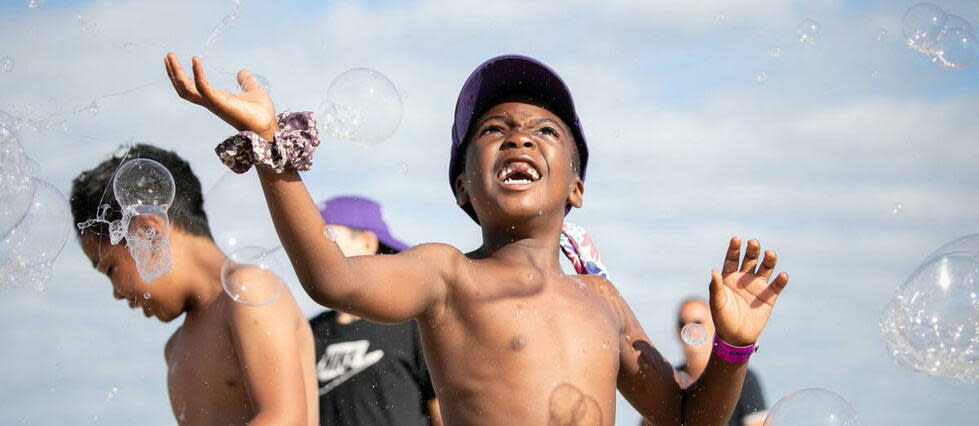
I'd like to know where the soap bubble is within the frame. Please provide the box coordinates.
[0,57,14,73]
[930,15,978,69]
[890,202,903,215]
[764,388,861,426]
[680,323,708,346]
[112,158,175,282]
[27,0,43,9]
[205,170,280,252]
[755,71,768,84]
[880,252,979,383]
[0,178,71,290]
[318,68,403,145]
[221,246,285,306]
[874,27,888,41]
[797,18,822,45]
[903,3,946,53]
[770,47,782,57]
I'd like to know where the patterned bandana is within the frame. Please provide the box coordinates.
[559,222,609,279]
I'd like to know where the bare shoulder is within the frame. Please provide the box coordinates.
[221,267,303,325]
[401,242,469,274]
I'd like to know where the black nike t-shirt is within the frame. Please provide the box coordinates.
[676,365,767,426]
[310,311,436,426]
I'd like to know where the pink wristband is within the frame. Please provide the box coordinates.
[712,335,756,363]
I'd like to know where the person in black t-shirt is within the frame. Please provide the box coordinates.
[674,297,768,426]
[312,196,442,426]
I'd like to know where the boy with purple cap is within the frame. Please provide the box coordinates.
[310,196,442,426]
[165,51,791,425]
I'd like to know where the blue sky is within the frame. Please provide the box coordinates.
[1,0,978,425]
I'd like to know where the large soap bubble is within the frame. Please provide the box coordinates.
[764,388,861,426]
[112,158,176,282]
[0,177,71,290]
[221,246,284,306]
[880,251,978,383]
[318,68,403,146]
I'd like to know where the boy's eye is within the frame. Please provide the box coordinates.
[537,126,559,137]
[480,125,504,136]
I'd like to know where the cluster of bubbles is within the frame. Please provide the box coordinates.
[318,68,404,146]
[0,124,71,290]
[77,157,176,283]
[221,246,284,306]
[764,388,861,426]
[880,234,979,383]
[680,323,708,346]
[903,3,977,69]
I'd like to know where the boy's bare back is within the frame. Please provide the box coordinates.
[164,288,318,426]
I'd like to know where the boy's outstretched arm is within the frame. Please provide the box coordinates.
[616,237,789,426]
[164,53,450,323]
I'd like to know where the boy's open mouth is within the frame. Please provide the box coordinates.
[496,159,542,186]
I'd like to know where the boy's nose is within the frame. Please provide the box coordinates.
[501,132,536,150]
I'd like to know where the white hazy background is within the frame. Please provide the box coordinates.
[1,0,978,424]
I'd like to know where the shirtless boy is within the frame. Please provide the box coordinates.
[164,53,790,426]
[70,144,318,425]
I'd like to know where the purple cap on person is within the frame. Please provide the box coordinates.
[448,54,589,223]
[318,196,409,252]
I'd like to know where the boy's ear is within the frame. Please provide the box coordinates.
[567,176,584,209]
[453,175,470,207]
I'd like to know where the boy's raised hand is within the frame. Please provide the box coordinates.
[164,53,278,139]
[708,237,789,347]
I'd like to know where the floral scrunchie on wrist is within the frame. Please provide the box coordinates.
[215,111,320,174]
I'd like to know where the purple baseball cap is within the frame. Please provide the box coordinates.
[449,54,590,223]
[318,196,409,252]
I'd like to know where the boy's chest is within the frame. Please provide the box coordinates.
[164,315,251,424]
[452,275,622,361]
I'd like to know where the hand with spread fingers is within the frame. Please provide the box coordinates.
[708,237,789,347]
[163,52,278,139]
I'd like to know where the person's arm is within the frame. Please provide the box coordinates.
[617,237,789,426]
[225,268,309,426]
[164,53,453,323]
